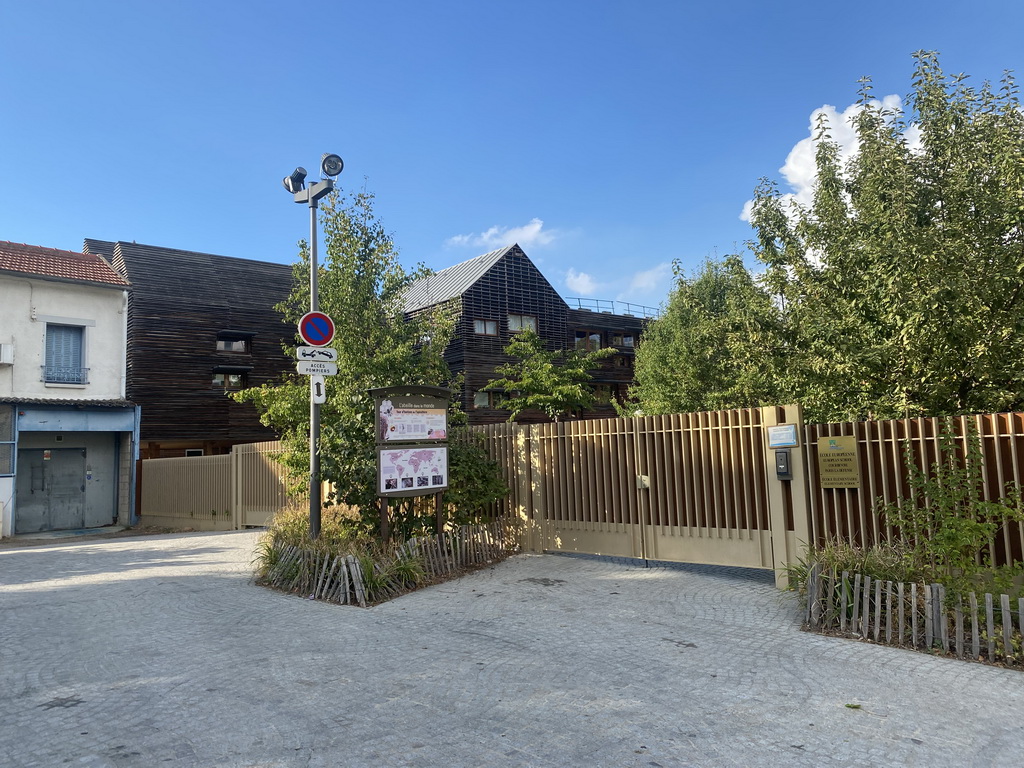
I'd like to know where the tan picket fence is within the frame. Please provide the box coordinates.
[139,441,294,530]
[471,406,808,585]
[804,413,1024,567]
[139,409,1024,585]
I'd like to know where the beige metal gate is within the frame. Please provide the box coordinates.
[476,406,808,584]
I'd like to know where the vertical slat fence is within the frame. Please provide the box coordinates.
[806,568,1023,666]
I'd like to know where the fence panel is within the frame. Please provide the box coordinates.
[232,441,293,528]
[473,406,800,574]
[140,454,233,529]
[804,412,1024,566]
[640,408,777,569]
[140,441,293,530]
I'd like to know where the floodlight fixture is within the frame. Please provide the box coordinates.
[283,167,307,194]
[320,153,344,178]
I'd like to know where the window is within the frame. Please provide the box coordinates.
[217,339,249,352]
[613,355,632,368]
[44,324,87,384]
[612,333,635,348]
[217,330,254,353]
[473,391,508,409]
[508,314,537,333]
[593,384,614,405]
[213,372,246,390]
[575,330,603,351]
[473,319,497,335]
[184,449,205,457]
[0,405,13,476]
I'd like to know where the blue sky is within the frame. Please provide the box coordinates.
[2,1,1023,310]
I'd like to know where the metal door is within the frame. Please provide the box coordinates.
[15,449,87,533]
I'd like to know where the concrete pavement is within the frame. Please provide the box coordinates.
[0,530,1021,767]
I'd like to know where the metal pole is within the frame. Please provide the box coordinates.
[309,200,321,539]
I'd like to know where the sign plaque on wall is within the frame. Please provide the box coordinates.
[766,423,800,449]
[816,435,861,489]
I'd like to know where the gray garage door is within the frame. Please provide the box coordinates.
[15,448,87,533]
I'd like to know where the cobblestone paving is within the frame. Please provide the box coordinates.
[1,531,1022,767]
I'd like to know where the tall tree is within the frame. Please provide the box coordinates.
[483,329,615,422]
[236,190,505,525]
[628,255,783,415]
[748,51,1024,422]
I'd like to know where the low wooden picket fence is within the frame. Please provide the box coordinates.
[257,519,521,607]
[805,564,1024,666]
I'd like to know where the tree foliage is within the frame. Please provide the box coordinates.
[634,52,1024,423]
[236,190,507,531]
[628,255,783,414]
[483,329,615,422]
[750,51,1024,422]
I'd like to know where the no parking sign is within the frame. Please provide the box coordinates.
[297,311,335,346]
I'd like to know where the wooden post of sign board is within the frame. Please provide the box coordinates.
[380,496,390,543]
[435,491,445,535]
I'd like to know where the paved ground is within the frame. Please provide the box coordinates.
[1,531,1021,768]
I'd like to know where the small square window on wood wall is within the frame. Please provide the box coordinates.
[473,319,497,335]
[508,314,537,332]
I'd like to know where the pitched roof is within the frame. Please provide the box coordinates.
[0,241,130,288]
[404,244,515,313]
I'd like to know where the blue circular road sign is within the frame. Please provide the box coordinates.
[298,311,336,346]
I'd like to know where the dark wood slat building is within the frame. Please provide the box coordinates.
[84,239,295,458]
[404,244,648,425]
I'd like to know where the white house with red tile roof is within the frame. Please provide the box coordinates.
[0,241,140,537]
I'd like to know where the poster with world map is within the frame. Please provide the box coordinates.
[377,445,448,497]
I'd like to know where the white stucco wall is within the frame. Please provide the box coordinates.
[0,276,127,400]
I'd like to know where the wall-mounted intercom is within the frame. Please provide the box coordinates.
[775,448,792,480]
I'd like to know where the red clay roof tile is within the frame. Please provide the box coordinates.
[0,241,130,287]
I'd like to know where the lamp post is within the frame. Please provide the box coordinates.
[283,153,344,539]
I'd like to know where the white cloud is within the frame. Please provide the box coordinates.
[616,262,672,305]
[741,94,915,222]
[445,217,556,250]
[564,267,600,295]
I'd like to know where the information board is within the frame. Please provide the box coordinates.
[376,394,448,443]
[767,423,800,448]
[816,435,861,489]
[377,445,448,497]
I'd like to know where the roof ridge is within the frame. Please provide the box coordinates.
[0,241,96,259]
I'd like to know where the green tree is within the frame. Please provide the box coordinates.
[628,255,784,414]
[750,51,1024,422]
[236,189,506,530]
[483,328,615,422]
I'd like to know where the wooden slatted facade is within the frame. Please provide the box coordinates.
[84,239,295,458]
[406,244,647,425]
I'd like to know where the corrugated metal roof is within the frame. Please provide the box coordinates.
[0,397,135,407]
[404,245,515,312]
[0,241,130,288]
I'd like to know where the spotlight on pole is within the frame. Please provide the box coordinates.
[283,167,307,194]
[282,154,343,540]
[320,154,344,178]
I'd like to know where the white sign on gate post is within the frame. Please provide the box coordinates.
[310,375,327,404]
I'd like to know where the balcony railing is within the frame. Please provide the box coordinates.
[42,366,89,384]
[565,297,660,318]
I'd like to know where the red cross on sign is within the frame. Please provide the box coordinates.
[298,311,335,346]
